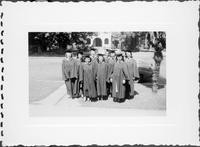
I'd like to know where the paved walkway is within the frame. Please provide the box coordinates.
[30,83,166,117]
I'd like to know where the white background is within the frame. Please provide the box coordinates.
[2,1,200,145]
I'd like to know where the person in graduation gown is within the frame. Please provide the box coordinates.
[103,50,109,63]
[70,51,83,98]
[94,52,109,100]
[90,48,98,68]
[90,48,97,64]
[121,50,126,59]
[90,48,98,95]
[79,53,97,101]
[109,50,130,103]
[77,51,84,98]
[107,49,116,97]
[77,51,83,62]
[62,51,73,98]
[124,51,140,99]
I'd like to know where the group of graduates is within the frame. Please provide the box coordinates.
[62,48,140,103]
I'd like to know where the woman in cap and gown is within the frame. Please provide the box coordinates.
[79,52,97,101]
[94,51,109,100]
[109,50,130,103]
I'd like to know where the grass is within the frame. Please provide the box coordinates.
[29,57,64,102]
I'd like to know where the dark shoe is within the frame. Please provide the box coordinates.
[119,98,125,103]
[103,96,108,100]
[91,97,98,102]
[126,95,134,100]
[115,98,121,103]
[115,98,120,103]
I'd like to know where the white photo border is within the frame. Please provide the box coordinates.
[2,1,199,145]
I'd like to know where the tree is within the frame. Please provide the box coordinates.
[113,40,119,49]
[29,32,96,55]
[121,32,147,52]
[148,32,166,92]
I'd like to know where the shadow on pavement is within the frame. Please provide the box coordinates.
[140,76,166,90]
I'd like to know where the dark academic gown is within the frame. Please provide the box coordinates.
[107,58,116,78]
[107,58,116,95]
[62,58,73,97]
[104,57,109,63]
[110,61,130,99]
[91,57,98,79]
[91,57,98,92]
[70,59,82,97]
[80,62,97,98]
[125,58,140,97]
[76,59,83,97]
[94,62,109,96]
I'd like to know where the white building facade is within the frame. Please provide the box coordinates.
[88,32,112,50]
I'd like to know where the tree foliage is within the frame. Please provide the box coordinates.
[29,31,166,56]
[29,32,96,55]
[110,31,166,52]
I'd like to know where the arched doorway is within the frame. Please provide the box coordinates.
[104,38,109,44]
[86,38,91,45]
[93,38,102,47]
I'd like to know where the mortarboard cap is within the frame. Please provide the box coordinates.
[115,49,123,56]
[125,50,132,53]
[90,47,98,52]
[107,49,115,53]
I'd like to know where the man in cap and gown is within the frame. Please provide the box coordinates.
[106,49,116,96]
[124,50,140,99]
[62,50,74,98]
[103,50,109,63]
[70,50,82,98]
[77,51,83,62]
[89,48,98,96]
[77,51,84,97]
[90,48,97,63]
[90,47,98,71]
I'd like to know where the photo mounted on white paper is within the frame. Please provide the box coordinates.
[29,31,166,117]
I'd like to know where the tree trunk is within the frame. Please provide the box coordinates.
[152,61,160,92]
[152,53,162,93]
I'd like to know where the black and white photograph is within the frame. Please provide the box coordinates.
[3,1,199,146]
[29,31,166,116]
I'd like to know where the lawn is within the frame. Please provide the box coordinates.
[29,57,64,102]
